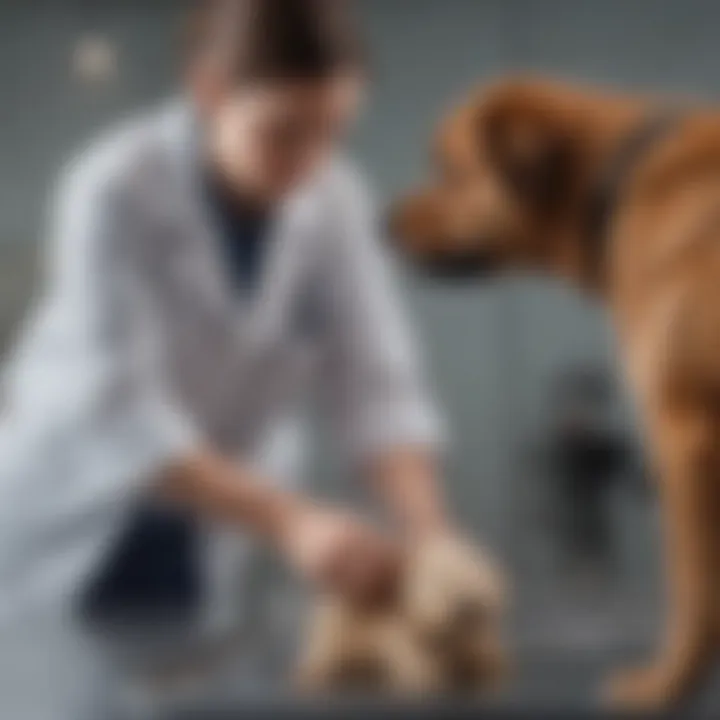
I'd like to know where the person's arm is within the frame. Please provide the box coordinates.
[321,162,450,537]
[156,449,399,603]
[159,450,299,540]
[37,153,398,605]
[366,446,449,538]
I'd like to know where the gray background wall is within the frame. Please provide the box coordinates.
[1,0,719,710]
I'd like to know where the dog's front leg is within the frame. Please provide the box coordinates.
[605,401,718,710]
[380,625,441,697]
[293,601,357,694]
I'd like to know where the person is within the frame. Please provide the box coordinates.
[0,1,458,717]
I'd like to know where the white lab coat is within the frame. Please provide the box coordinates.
[0,100,443,719]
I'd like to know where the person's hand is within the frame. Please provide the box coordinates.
[279,504,401,607]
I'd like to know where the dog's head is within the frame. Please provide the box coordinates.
[390,78,628,282]
[401,536,509,690]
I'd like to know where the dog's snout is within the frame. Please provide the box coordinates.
[386,196,444,244]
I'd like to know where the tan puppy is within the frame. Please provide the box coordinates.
[295,535,507,696]
[390,76,720,710]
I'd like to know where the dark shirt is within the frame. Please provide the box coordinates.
[202,168,272,293]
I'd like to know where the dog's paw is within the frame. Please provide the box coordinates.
[603,663,685,711]
[293,664,327,695]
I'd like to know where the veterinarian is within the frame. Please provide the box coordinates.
[0,1,452,717]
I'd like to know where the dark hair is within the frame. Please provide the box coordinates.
[187,0,365,82]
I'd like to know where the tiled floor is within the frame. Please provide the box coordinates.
[99,628,720,717]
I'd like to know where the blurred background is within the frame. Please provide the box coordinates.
[2,0,720,713]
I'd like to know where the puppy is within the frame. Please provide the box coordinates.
[295,535,507,696]
[390,75,720,709]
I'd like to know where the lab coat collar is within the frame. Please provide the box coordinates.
[160,97,320,348]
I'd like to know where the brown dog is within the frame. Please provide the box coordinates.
[390,76,720,710]
[295,535,507,696]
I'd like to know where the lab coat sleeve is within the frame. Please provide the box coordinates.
[9,157,201,507]
[322,164,447,462]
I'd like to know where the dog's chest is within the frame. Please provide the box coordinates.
[618,282,688,404]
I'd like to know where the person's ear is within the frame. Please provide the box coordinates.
[480,86,577,214]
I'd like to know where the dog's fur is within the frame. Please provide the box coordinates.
[390,76,720,709]
[295,535,507,696]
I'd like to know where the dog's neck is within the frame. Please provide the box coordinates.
[540,95,655,297]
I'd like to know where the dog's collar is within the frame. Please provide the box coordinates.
[584,110,685,285]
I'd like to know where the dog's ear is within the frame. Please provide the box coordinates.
[480,86,577,213]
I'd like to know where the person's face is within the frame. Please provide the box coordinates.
[195,72,365,202]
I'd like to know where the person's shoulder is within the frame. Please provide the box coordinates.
[305,155,380,254]
[53,100,184,212]
[305,154,390,270]
[318,153,377,208]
